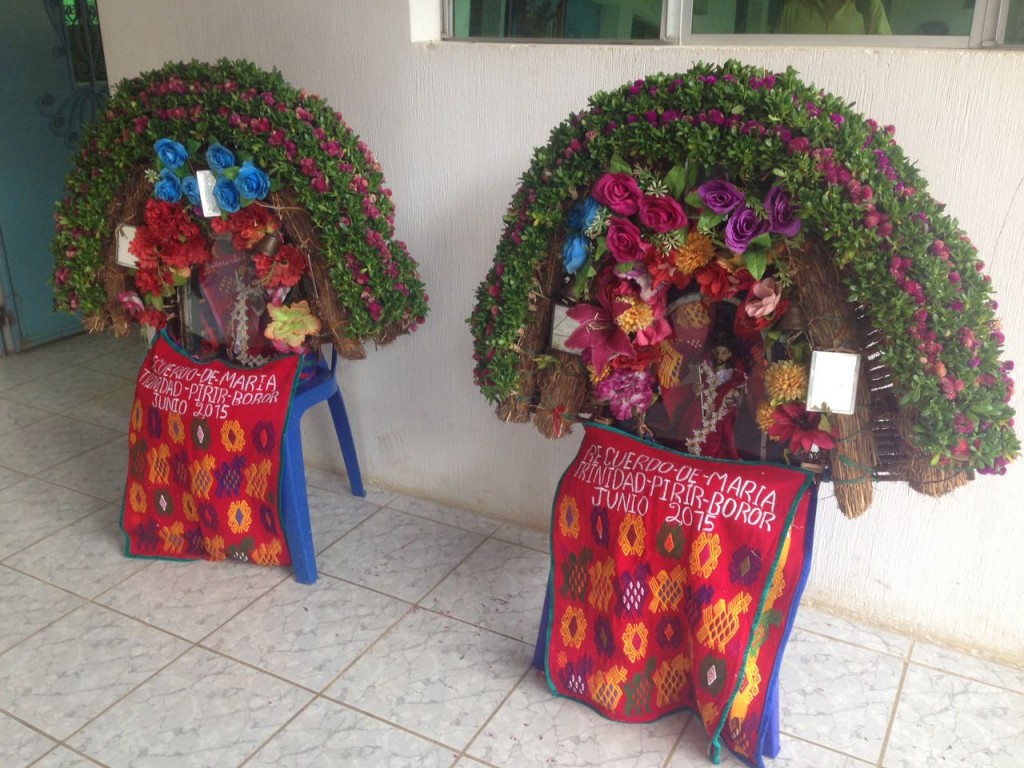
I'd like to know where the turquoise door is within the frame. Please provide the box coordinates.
[0,0,107,351]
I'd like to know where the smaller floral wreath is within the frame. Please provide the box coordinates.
[51,59,427,354]
[469,60,1018,481]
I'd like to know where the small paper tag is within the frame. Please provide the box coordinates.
[806,350,860,415]
[115,225,139,268]
[550,303,581,354]
[196,170,222,218]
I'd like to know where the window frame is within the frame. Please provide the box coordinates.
[441,0,1024,48]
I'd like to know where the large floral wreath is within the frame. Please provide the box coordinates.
[469,61,1017,500]
[52,59,427,357]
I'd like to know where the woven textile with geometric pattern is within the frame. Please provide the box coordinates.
[541,424,816,767]
[120,332,299,567]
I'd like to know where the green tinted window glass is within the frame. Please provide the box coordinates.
[691,0,975,36]
[451,0,663,40]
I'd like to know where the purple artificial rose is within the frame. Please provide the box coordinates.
[592,173,643,216]
[637,195,687,233]
[724,207,769,253]
[605,217,647,263]
[764,186,802,238]
[698,179,746,214]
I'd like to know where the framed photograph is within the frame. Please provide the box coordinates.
[806,350,860,415]
[115,224,139,268]
[550,303,581,355]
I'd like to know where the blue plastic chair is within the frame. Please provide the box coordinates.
[280,347,365,583]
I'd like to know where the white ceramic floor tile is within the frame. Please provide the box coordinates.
[422,537,549,644]
[5,507,147,599]
[777,629,903,763]
[795,605,913,659]
[27,746,106,767]
[883,664,1024,768]
[44,440,128,503]
[0,465,28,492]
[387,493,502,536]
[668,718,873,766]
[77,344,148,381]
[0,566,83,653]
[34,332,141,366]
[0,711,56,767]
[327,608,531,749]
[97,558,287,641]
[0,478,107,560]
[491,522,549,553]
[911,641,1024,694]
[467,671,686,768]
[70,383,136,433]
[3,367,127,415]
[204,575,410,690]
[0,399,52,436]
[317,508,485,602]
[0,602,189,740]
[247,697,459,768]
[306,484,380,554]
[0,416,122,476]
[0,353,65,393]
[304,466,396,506]
[68,647,312,768]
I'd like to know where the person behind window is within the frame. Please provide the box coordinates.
[777,0,891,34]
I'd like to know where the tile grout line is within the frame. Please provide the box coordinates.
[876,638,913,768]
[457,663,535,767]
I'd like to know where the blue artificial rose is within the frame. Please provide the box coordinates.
[235,161,271,201]
[567,196,600,232]
[154,138,188,170]
[205,142,236,173]
[154,168,182,203]
[213,176,240,213]
[180,175,201,206]
[562,233,591,274]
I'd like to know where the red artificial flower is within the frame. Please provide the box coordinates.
[566,301,636,375]
[645,248,694,292]
[127,226,160,269]
[695,261,753,301]
[565,272,638,373]
[610,343,662,373]
[767,402,838,454]
[233,205,280,249]
[132,266,166,297]
[142,199,200,246]
[139,308,168,330]
[253,243,308,288]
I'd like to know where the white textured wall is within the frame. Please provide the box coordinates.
[97,0,1024,663]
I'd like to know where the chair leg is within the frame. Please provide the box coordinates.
[281,417,318,584]
[763,671,781,758]
[327,388,365,498]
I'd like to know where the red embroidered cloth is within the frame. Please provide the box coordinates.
[543,424,815,767]
[121,332,299,566]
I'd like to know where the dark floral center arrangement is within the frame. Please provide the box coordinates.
[52,59,428,358]
[115,137,322,362]
[468,60,1017,512]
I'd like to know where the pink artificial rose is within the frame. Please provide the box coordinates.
[638,195,687,233]
[745,277,783,318]
[605,217,647,263]
[592,173,643,216]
